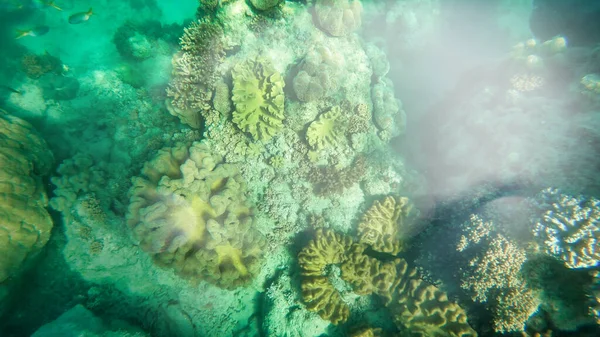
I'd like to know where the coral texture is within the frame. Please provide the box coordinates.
[532,188,600,269]
[372,78,405,138]
[306,106,345,150]
[458,215,539,333]
[314,0,363,37]
[166,20,225,127]
[249,0,284,11]
[126,141,265,289]
[387,258,477,337]
[298,229,352,324]
[357,196,416,255]
[292,46,343,102]
[231,57,285,141]
[0,113,53,283]
[309,155,366,195]
[298,227,476,336]
[341,239,477,336]
[20,52,63,79]
[341,244,397,301]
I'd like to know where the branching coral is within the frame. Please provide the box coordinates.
[231,57,285,142]
[531,188,600,269]
[314,0,363,37]
[458,215,539,333]
[0,113,53,284]
[357,196,417,255]
[166,20,225,127]
[306,106,345,150]
[126,141,265,289]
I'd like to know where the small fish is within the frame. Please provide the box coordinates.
[0,85,22,95]
[44,1,62,11]
[15,25,50,39]
[68,8,93,24]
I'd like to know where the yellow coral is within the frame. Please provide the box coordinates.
[341,244,397,302]
[350,327,383,337]
[232,57,285,141]
[299,229,352,277]
[298,229,352,324]
[127,141,264,289]
[0,113,53,284]
[357,196,416,255]
[389,259,477,337]
[306,106,345,150]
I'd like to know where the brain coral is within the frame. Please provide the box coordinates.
[315,0,363,37]
[0,112,53,285]
[126,141,265,289]
[298,229,353,324]
[357,196,418,255]
[532,188,600,269]
[298,226,476,336]
[232,57,285,142]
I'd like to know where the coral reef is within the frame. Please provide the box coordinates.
[309,155,366,195]
[298,224,477,336]
[314,0,363,37]
[371,78,405,139]
[350,327,383,337]
[292,45,343,102]
[166,19,225,127]
[231,57,285,142]
[306,106,346,151]
[531,188,600,269]
[0,112,53,308]
[249,0,284,11]
[458,214,539,333]
[298,229,353,324]
[386,258,477,337]
[357,196,417,255]
[20,52,63,79]
[126,141,265,289]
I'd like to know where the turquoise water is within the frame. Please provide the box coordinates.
[1,0,600,336]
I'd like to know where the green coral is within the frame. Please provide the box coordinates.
[298,229,353,324]
[231,57,285,142]
[126,141,265,289]
[306,106,345,150]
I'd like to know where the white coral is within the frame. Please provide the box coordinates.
[532,188,600,269]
